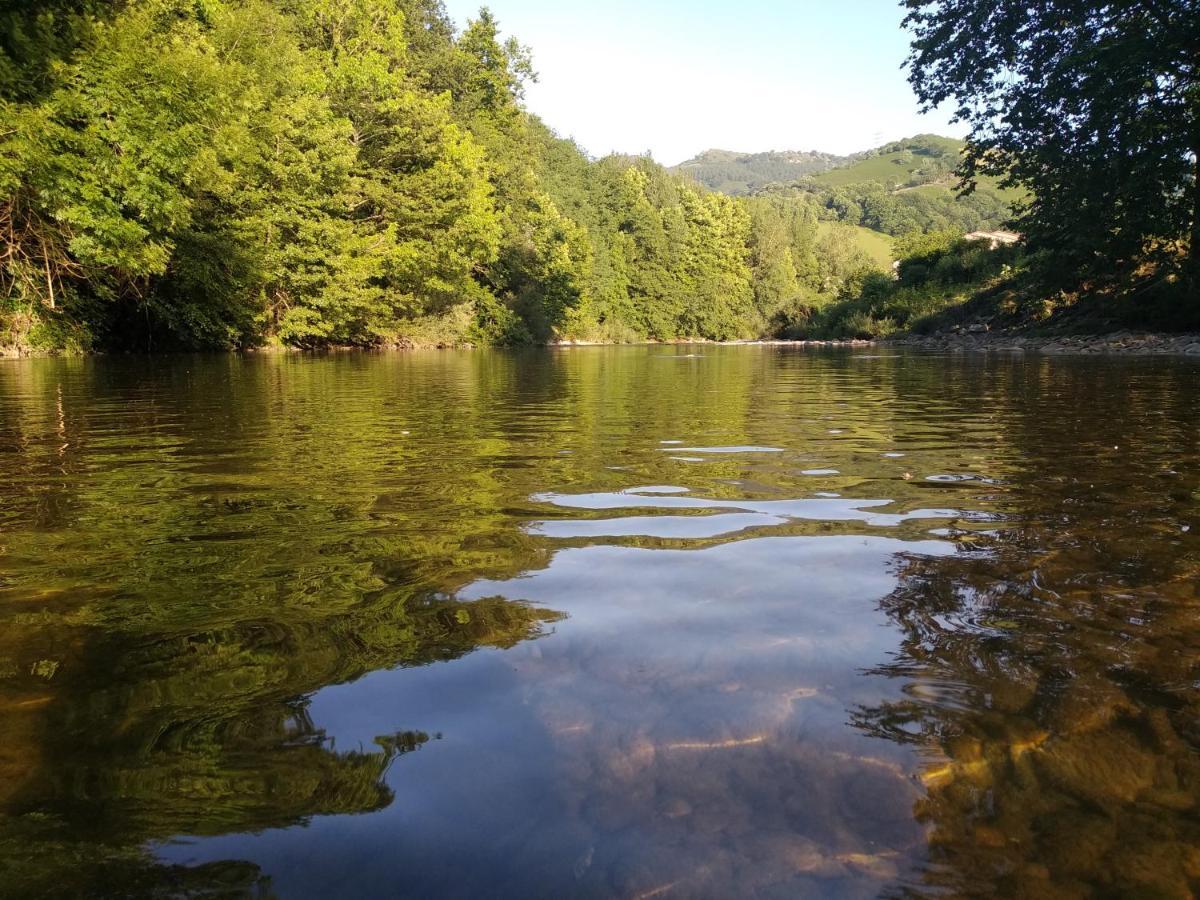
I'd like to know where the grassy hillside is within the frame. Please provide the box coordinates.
[672,136,971,197]
[817,222,894,269]
[900,180,1026,206]
[811,135,964,189]
[672,149,851,195]
[676,135,1019,209]
[813,135,1023,203]
[675,135,1017,237]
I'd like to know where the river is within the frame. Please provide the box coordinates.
[1,346,1198,898]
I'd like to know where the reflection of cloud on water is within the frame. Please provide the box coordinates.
[658,445,785,454]
[530,512,790,540]
[162,529,971,897]
[448,534,963,896]
[527,486,1002,538]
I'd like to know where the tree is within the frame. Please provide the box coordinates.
[0,0,114,100]
[677,186,755,339]
[747,198,801,326]
[0,0,232,335]
[903,0,1200,291]
[496,192,593,341]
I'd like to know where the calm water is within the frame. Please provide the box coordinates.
[1,346,1199,898]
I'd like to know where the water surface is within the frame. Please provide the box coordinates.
[1,346,1198,898]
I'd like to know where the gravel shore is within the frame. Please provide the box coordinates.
[884,331,1200,356]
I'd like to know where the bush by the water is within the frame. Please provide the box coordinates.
[773,233,1023,339]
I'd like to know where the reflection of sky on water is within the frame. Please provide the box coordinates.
[161,533,961,898]
[658,445,786,454]
[526,487,999,536]
[6,346,1195,898]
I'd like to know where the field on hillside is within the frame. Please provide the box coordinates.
[811,135,964,189]
[899,179,1026,205]
[812,136,1025,206]
[671,149,851,195]
[817,222,894,269]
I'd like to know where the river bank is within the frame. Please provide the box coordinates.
[455,331,1200,357]
[883,331,1200,356]
[567,332,1200,357]
[6,331,1200,359]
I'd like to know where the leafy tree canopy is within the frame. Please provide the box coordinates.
[903,0,1200,290]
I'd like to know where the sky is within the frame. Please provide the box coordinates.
[440,0,963,166]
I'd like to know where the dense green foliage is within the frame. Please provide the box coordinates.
[904,0,1200,296]
[16,0,1185,349]
[799,179,1011,237]
[0,0,896,351]
[785,231,1024,339]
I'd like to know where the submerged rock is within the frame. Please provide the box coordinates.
[1033,727,1157,806]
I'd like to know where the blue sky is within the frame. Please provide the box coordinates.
[440,0,963,165]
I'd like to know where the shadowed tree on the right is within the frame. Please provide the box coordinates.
[902,0,1200,298]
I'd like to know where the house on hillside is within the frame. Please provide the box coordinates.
[965,230,1021,249]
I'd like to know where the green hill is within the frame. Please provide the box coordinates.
[813,135,1023,202]
[737,135,1018,237]
[811,134,965,189]
[674,135,1018,201]
[672,149,851,195]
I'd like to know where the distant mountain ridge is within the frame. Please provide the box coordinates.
[672,135,970,196]
[673,134,1016,247]
[671,148,853,195]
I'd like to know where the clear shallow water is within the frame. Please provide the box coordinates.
[1,346,1198,898]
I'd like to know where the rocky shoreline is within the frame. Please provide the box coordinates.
[6,332,1200,358]
[883,331,1200,356]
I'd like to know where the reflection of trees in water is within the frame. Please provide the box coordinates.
[0,590,560,897]
[3,350,1198,895]
[853,360,1200,898]
[859,555,1200,896]
[1,720,428,898]
[859,557,1200,896]
[0,355,577,894]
